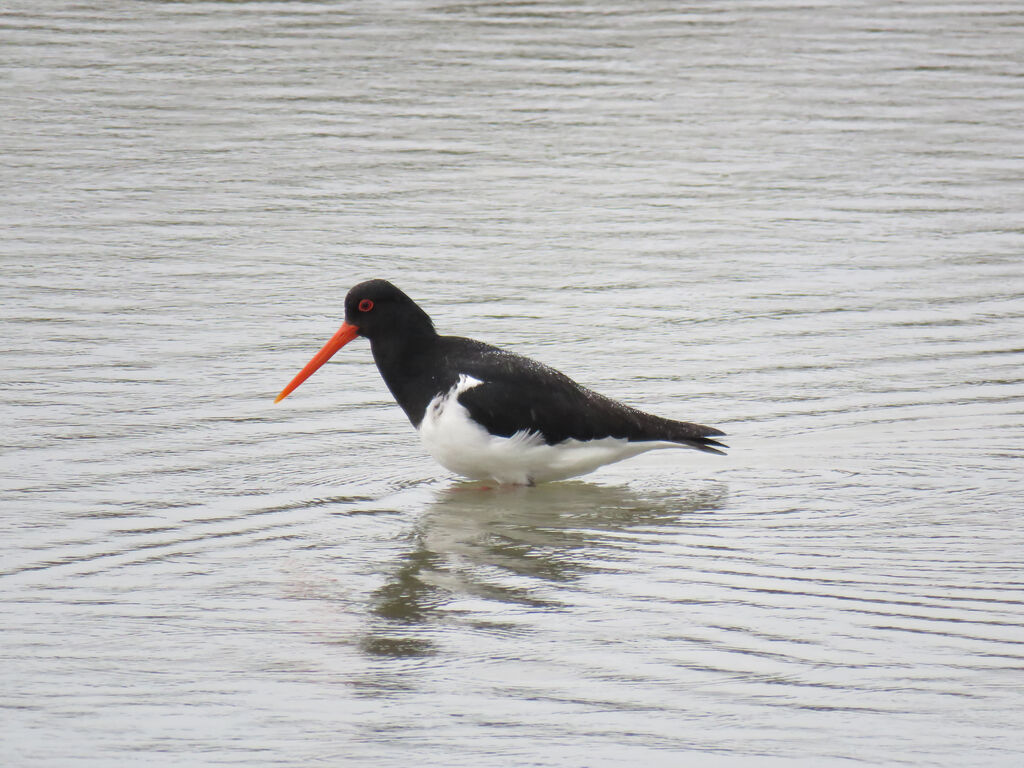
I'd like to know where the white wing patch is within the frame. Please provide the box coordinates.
[454,374,484,394]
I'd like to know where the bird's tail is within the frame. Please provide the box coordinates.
[685,428,728,455]
[649,416,728,455]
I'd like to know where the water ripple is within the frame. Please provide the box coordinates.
[3,1,1024,766]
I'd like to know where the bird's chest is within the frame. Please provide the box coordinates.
[416,375,503,480]
[372,349,457,428]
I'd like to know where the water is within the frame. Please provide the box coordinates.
[2,1,1023,765]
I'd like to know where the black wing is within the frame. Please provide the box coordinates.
[441,338,727,454]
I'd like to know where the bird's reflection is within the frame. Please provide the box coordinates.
[360,480,727,658]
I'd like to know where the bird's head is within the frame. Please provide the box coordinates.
[274,279,434,403]
[341,279,434,342]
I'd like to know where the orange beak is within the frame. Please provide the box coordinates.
[274,321,360,403]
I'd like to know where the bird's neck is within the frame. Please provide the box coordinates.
[368,328,447,427]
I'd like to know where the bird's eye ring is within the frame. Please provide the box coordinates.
[358,299,374,312]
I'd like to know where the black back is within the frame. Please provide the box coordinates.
[346,279,726,454]
[375,335,726,454]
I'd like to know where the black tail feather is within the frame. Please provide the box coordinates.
[689,434,728,455]
[656,419,727,455]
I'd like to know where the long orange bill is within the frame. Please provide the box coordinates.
[274,321,360,403]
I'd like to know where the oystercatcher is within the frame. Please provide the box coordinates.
[275,279,726,485]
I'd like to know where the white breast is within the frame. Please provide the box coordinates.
[416,374,675,485]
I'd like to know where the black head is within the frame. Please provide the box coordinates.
[274,279,437,403]
[344,279,435,342]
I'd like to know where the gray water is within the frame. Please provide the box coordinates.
[2,2,1024,766]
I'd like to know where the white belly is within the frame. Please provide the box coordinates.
[416,375,676,485]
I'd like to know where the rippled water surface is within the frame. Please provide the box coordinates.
[3,2,1024,765]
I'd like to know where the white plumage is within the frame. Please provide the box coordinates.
[417,374,679,485]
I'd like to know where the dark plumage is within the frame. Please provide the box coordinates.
[277,279,727,483]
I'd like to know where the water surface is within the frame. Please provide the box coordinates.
[2,2,1023,766]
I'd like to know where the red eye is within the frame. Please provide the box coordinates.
[358,299,374,312]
